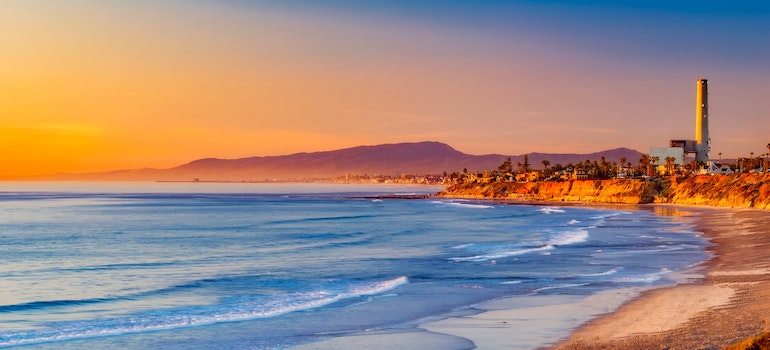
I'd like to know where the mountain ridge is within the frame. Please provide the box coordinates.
[44,141,643,181]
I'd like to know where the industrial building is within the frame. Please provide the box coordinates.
[650,78,711,172]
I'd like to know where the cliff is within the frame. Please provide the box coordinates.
[438,174,770,209]
[662,174,770,209]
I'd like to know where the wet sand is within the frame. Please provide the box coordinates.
[552,205,770,349]
[291,204,770,350]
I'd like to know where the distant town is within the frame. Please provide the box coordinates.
[331,141,770,186]
[334,79,770,186]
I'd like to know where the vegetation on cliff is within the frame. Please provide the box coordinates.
[724,330,770,350]
[439,174,770,209]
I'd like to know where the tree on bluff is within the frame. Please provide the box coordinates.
[517,154,531,174]
[497,157,513,174]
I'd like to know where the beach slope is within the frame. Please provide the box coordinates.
[553,206,770,349]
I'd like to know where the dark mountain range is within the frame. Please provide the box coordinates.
[49,141,643,181]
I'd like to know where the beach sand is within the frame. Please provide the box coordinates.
[552,205,770,350]
[292,205,770,350]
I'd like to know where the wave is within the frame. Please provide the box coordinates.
[431,200,494,209]
[581,268,621,277]
[539,207,565,214]
[0,297,116,313]
[0,277,409,347]
[558,267,622,279]
[450,228,589,262]
[268,214,381,225]
[612,268,672,283]
[547,229,589,246]
[533,283,590,293]
[449,245,554,262]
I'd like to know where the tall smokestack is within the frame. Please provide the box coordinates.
[695,78,709,162]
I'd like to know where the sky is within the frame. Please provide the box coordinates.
[2,0,770,178]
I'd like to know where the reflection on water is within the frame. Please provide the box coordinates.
[653,205,695,217]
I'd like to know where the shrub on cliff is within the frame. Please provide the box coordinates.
[724,330,770,350]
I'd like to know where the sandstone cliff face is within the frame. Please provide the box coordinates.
[439,174,770,209]
[661,174,770,209]
[439,178,656,204]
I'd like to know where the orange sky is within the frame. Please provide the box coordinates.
[2,1,769,179]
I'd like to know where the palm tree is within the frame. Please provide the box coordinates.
[650,156,660,176]
[765,143,770,172]
[620,156,627,168]
[638,154,650,177]
[665,157,676,175]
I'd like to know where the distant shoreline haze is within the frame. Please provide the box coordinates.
[27,141,643,182]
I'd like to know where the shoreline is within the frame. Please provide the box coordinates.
[413,203,723,349]
[291,201,770,350]
[425,200,770,349]
[551,204,770,349]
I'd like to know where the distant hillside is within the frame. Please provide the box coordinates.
[47,141,643,181]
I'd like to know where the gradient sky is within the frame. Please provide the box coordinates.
[2,0,770,178]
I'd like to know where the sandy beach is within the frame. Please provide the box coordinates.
[551,205,770,349]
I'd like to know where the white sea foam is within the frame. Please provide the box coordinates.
[612,268,672,283]
[0,276,410,347]
[567,219,581,225]
[533,283,590,293]
[578,268,621,277]
[547,229,589,246]
[450,243,474,249]
[539,207,565,214]
[449,245,554,262]
[430,200,494,209]
[450,228,588,263]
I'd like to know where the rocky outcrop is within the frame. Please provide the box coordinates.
[438,174,770,209]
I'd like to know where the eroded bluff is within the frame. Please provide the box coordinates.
[438,174,770,209]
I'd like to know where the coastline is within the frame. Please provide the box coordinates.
[414,203,738,349]
[414,203,770,349]
[551,204,770,349]
[420,201,770,349]
[292,202,770,349]
[291,201,760,350]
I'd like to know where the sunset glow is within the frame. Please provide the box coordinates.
[2,1,770,178]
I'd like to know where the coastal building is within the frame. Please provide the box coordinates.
[650,145,686,165]
[573,168,596,180]
[515,171,540,182]
[650,78,711,172]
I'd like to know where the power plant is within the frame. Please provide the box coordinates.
[650,78,711,171]
[695,78,710,162]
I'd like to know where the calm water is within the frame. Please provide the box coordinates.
[0,182,708,349]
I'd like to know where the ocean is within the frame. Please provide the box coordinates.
[0,182,709,349]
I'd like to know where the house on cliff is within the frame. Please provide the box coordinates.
[516,171,540,182]
[573,168,596,180]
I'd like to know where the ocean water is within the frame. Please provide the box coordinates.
[0,182,709,349]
